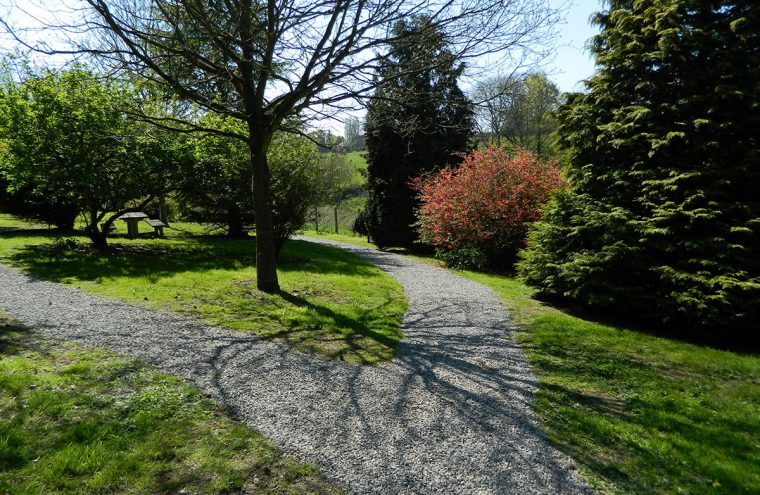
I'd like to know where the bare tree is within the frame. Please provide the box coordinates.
[501,72,560,155]
[472,72,560,154]
[471,75,521,145]
[2,0,563,292]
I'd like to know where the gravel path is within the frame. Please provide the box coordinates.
[0,237,591,494]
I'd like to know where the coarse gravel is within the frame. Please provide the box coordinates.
[0,236,592,494]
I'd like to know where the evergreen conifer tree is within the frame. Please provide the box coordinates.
[519,1,760,337]
[364,17,473,249]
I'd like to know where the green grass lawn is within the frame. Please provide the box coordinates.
[344,151,367,179]
[0,313,338,494]
[300,229,375,248]
[0,215,48,230]
[458,271,760,495]
[0,214,406,364]
[299,230,760,495]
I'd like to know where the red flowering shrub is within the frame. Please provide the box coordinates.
[414,145,565,268]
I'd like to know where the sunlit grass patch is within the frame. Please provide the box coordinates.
[0,314,339,494]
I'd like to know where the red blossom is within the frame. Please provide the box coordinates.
[413,145,565,258]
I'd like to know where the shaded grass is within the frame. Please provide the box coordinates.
[0,214,49,230]
[0,216,406,365]
[0,313,339,494]
[298,230,760,494]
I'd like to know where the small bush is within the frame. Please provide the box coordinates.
[414,145,564,269]
[352,209,369,236]
[435,247,487,271]
[50,238,80,251]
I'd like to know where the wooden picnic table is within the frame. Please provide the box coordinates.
[118,212,148,239]
[145,218,167,237]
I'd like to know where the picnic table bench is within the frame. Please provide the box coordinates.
[116,212,169,239]
[145,218,167,237]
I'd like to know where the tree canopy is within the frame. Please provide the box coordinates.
[181,114,319,246]
[0,67,188,248]
[472,72,560,156]
[519,0,760,337]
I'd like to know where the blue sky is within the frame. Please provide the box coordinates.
[549,0,605,92]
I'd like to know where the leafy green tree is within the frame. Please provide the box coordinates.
[503,73,561,157]
[0,64,80,229]
[364,17,474,249]
[0,171,80,230]
[0,68,187,249]
[180,117,319,249]
[519,1,760,337]
[267,133,320,254]
[180,115,255,236]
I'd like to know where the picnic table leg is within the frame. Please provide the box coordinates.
[127,220,139,239]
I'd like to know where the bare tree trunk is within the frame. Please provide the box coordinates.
[314,207,320,233]
[249,135,280,293]
[90,231,109,251]
[334,203,339,234]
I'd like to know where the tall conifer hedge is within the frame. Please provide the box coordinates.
[364,17,473,249]
[519,1,759,336]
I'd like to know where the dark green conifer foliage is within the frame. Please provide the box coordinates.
[519,1,760,336]
[364,17,473,249]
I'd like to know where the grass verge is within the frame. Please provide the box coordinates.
[299,230,760,494]
[0,214,406,365]
[457,271,760,494]
[0,313,339,494]
[299,229,375,249]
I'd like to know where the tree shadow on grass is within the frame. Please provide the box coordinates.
[532,369,760,494]
[269,290,401,364]
[532,291,760,354]
[4,236,381,285]
[0,317,28,356]
[3,234,403,364]
[0,227,73,238]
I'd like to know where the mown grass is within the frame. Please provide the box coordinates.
[343,151,367,181]
[0,313,339,494]
[0,214,406,364]
[0,215,48,230]
[300,229,375,248]
[299,230,760,494]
